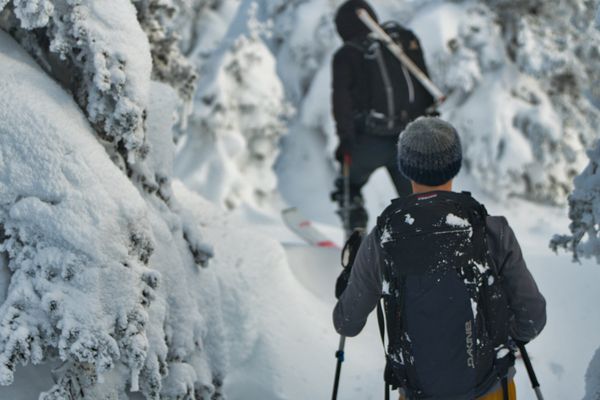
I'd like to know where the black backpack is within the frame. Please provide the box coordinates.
[375,191,513,399]
[346,22,435,137]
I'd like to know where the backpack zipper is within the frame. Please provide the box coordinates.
[385,227,473,241]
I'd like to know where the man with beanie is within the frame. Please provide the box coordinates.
[333,117,546,399]
[331,0,436,232]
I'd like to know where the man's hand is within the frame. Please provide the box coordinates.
[335,137,354,163]
[336,229,365,299]
[424,108,441,117]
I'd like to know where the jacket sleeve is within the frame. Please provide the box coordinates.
[332,47,357,142]
[332,227,383,337]
[487,216,547,342]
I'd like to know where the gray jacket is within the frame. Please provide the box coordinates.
[333,215,547,342]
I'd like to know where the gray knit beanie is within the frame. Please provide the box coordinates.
[397,117,462,186]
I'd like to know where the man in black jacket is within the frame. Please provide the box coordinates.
[332,0,436,231]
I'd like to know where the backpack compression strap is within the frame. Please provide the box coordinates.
[376,302,390,400]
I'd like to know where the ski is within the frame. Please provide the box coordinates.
[282,207,339,248]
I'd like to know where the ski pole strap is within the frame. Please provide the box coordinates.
[377,301,391,400]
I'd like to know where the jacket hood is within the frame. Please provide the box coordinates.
[335,0,378,41]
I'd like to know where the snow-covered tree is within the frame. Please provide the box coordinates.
[0,0,151,170]
[245,0,600,205]
[134,0,198,103]
[402,0,600,204]
[551,141,600,262]
[0,0,236,398]
[551,139,600,400]
[553,143,600,400]
[548,5,600,391]
[175,1,292,210]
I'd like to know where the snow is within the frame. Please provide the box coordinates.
[382,280,390,295]
[380,227,392,244]
[0,29,150,390]
[470,298,478,321]
[446,213,470,228]
[175,1,292,212]
[552,140,600,264]
[0,30,220,399]
[1,0,600,399]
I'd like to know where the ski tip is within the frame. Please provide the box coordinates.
[317,240,337,248]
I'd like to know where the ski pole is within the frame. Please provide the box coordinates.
[332,335,346,400]
[342,154,352,238]
[332,154,352,400]
[517,342,544,400]
[356,9,446,105]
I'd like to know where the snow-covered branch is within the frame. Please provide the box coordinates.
[0,0,153,167]
[551,140,600,261]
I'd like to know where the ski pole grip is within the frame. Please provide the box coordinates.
[343,153,352,166]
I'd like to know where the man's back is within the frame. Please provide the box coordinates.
[333,191,546,398]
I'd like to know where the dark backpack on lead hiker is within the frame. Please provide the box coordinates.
[346,22,435,137]
[376,191,514,399]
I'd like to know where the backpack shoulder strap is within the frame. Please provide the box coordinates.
[344,35,376,54]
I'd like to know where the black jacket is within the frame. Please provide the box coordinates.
[332,1,435,143]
